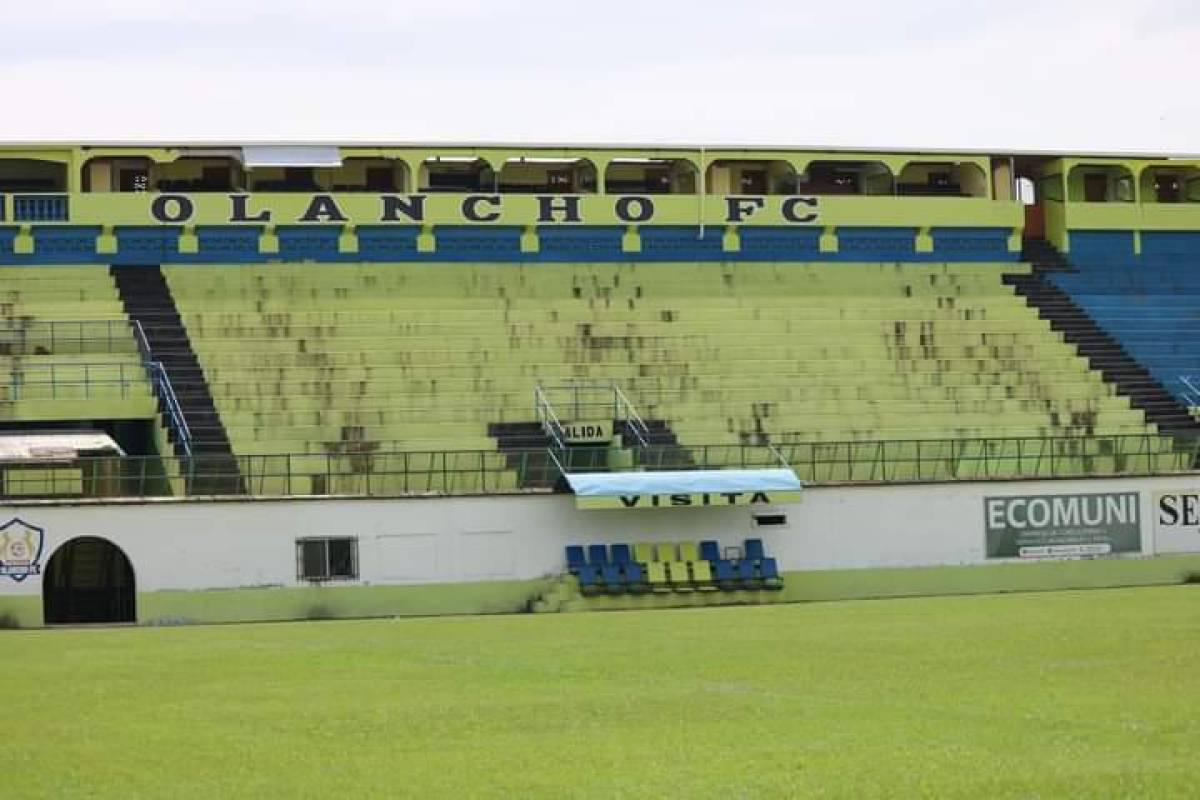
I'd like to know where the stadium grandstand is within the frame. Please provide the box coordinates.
[3,142,1200,626]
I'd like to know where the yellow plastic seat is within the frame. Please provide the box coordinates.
[690,560,717,591]
[646,561,671,593]
[667,562,695,592]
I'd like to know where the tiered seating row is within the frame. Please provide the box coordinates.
[1049,260,1200,408]
[0,267,155,422]
[165,262,1158,468]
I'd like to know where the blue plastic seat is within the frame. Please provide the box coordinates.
[587,544,609,566]
[760,557,783,589]
[736,560,758,585]
[577,565,601,594]
[611,543,632,565]
[699,540,720,562]
[714,559,737,590]
[565,545,587,573]
[624,562,647,591]
[744,538,765,562]
[601,564,624,594]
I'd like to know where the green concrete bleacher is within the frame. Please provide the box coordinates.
[163,261,1164,486]
[0,267,156,423]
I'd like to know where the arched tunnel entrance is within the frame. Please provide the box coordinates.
[43,537,136,624]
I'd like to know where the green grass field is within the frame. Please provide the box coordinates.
[7,586,1199,799]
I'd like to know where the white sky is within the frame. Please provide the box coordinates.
[3,0,1198,153]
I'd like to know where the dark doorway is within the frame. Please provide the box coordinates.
[1083,174,1108,202]
[1017,176,1044,240]
[1155,174,1181,203]
[43,537,136,624]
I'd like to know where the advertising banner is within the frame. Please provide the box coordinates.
[1152,490,1200,554]
[983,492,1140,558]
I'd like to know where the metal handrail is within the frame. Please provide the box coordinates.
[132,320,153,360]
[533,385,568,450]
[133,320,193,458]
[146,361,193,457]
[613,383,650,448]
[537,378,653,449]
[546,447,568,478]
[767,443,791,469]
[1179,375,1200,409]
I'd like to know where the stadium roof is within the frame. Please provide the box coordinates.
[2,141,1199,161]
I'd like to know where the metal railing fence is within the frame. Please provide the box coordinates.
[1,433,1196,500]
[2,361,143,401]
[0,319,140,357]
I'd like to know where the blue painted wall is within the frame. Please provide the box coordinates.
[0,225,1019,265]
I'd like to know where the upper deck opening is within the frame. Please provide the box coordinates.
[0,159,67,192]
[897,161,987,197]
[83,153,246,193]
[498,157,597,194]
[604,159,697,194]
[81,154,413,194]
[1140,166,1200,204]
[798,160,893,195]
[705,160,796,195]
[420,157,495,193]
[1068,164,1135,203]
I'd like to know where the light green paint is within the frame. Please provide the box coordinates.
[45,191,1021,230]
[0,579,556,628]
[576,555,1200,612]
[13,230,34,254]
[258,230,279,254]
[97,229,118,254]
[0,596,41,629]
[915,227,934,253]
[519,227,539,253]
[136,579,556,626]
[819,227,838,252]
[778,554,1200,603]
[721,226,739,252]
[621,227,641,252]
[7,145,1200,243]
[4,555,1198,628]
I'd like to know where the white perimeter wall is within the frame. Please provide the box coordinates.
[4,474,1200,598]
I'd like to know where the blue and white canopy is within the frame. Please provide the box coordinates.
[565,469,802,510]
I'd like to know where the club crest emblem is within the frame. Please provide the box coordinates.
[0,518,45,582]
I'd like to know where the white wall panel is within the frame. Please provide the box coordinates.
[4,474,1200,600]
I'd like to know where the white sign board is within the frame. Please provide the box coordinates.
[1152,490,1200,554]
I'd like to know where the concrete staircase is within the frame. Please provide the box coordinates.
[1020,238,1073,272]
[110,265,244,494]
[489,418,691,488]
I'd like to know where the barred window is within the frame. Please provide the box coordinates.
[296,537,358,581]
